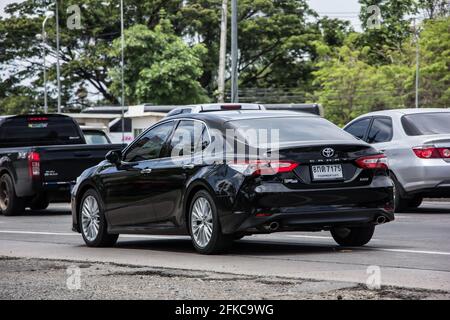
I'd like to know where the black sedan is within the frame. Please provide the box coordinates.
[71,111,394,254]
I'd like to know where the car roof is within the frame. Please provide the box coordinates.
[355,108,450,118]
[165,110,318,124]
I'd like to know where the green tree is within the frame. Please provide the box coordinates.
[313,37,410,126]
[358,0,418,64]
[109,21,209,105]
[414,17,450,107]
[418,0,450,19]
[0,0,185,112]
[177,0,322,100]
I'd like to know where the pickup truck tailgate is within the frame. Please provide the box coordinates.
[37,144,123,183]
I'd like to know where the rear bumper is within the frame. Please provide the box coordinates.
[218,178,394,234]
[40,181,74,202]
[399,159,450,195]
[228,208,394,233]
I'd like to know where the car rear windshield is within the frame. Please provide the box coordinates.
[228,117,355,146]
[83,131,110,145]
[402,113,450,136]
[0,116,84,147]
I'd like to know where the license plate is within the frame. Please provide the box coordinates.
[311,164,343,181]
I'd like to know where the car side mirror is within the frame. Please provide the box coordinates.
[105,150,122,165]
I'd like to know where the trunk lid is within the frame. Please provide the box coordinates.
[265,141,377,189]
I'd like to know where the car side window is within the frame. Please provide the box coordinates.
[344,118,371,140]
[367,117,393,144]
[168,120,207,158]
[123,121,174,162]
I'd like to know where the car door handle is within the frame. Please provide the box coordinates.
[140,168,152,174]
[182,164,195,170]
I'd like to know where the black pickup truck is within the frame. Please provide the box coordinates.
[0,114,124,216]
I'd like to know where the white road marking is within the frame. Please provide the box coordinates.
[0,230,75,236]
[1,230,449,256]
[0,230,185,240]
[286,235,333,240]
[373,248,450,256]
[284,234,383,242]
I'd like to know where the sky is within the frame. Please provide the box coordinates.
[0,0,17,15]
[1,0,362,28]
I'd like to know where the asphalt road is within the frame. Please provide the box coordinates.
[0,202,449,292]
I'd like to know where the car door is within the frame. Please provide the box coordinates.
[100,121,176,227]
[365,117,394,153]
[150,119,210,225]
[344,117,372,142]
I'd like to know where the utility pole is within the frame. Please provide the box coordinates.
[217,0,228,103]
[230,0,238,103]
[414,18,420,109]
[55,0,62,113]
[42,11,54,114]
[120,0,125,142]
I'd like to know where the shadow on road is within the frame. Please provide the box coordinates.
[24,209,71,217]
[114,238,347,256]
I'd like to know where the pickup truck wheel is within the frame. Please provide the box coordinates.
[331,225,375,247]
[79,189,118,247]
[0,174,25,216]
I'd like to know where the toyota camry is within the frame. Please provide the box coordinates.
[71,110,394,254]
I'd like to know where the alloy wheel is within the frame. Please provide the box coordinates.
[191,196,214,248]
[0,181,10,211]
[81,195,100,242]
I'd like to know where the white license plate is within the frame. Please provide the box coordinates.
[311,164,343,181]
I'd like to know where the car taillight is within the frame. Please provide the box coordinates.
[28,117,48,121]
[228,160,299,176]
[413,146,450,159]
[28,152,40,178]
[355,154,388,170]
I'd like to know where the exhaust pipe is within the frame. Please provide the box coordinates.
[266,221,280,232]
[375,216,387,225]
[259,221,280,233]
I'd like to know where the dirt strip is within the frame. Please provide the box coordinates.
[1,257,449,300]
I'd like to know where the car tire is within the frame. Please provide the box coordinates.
[0,174,25,216]
[408,196,423,209]
[30,196,49,211]
[331,225,375,247]
[79,189,118,247]
[188,190,232,254]
[390,173,408,213]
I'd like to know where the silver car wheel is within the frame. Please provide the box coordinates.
[81,195,101,242]
[191,196,214,248]
[0,180,10,211]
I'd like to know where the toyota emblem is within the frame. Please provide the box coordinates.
[322,148,335,158]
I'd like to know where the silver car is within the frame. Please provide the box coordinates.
[344,108,450,212]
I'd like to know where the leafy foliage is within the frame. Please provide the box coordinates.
[108,21,209,105]
[0,0,448,119]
